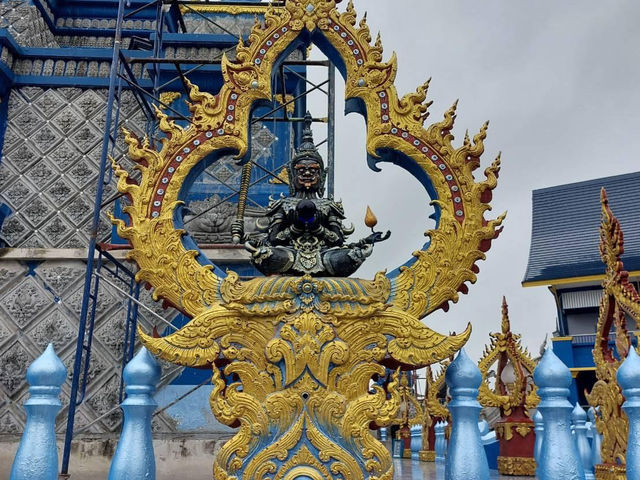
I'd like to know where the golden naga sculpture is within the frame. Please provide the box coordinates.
[478,297,539,476]
[587,189,640,480]
[110,1,504,479]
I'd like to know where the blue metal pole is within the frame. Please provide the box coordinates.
[60,0,128,475]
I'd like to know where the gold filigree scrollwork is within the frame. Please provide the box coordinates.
[587,189,640,478]
[111,1,505,479]
[497,457,537,476]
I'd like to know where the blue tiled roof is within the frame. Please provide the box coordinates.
[523,172,640,284]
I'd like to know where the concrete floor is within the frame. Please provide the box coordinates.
[393,458,533,480]
[0,437,535,480]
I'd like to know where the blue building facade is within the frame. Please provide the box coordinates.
[0,0,312,436]
[523,172,640,405]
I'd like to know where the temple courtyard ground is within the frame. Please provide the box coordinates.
[0,435,534,479]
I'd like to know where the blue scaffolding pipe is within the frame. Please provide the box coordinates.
[60,0,128,474]
[58,3,336,477]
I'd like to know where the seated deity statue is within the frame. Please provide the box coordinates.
[244,112,390,277]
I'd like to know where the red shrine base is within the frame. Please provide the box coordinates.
[494,410,536,476]
[419,421,437,462]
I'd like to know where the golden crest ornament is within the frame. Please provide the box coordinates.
[110,1,505,479]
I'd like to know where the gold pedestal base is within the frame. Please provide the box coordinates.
[419,450,436,462]
[595,464,626,480]
[402,450,412,459]
[497,456,536,476]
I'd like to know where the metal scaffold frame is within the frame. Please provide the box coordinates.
[59,1,337,477]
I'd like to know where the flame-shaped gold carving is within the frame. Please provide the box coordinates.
[587,189,640,479]
[477,297,539,416]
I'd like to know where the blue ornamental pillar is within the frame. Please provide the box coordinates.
[617,346,640,480]
[435,421,446,463]
[587,408,602,467]
[533,410,544,466]
[10,344,67,480]
[380,427,388,442]
[572,404,594,480]
[410,424,422,460]
[108,347,161,480]
[534,348,585,480]
[445,349,490,480]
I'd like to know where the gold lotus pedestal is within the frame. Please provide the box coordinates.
[141,273,471,480]
[109,1,504,478]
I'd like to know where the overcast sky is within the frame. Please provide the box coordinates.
[306,0,640,363]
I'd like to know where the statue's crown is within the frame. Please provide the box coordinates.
[292,111,324,167]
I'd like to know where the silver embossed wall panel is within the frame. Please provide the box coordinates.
[0,259,182,434]
[0,87,147,248]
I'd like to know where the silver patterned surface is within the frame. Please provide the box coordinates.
[0,259,182,434]
[0,87,146,248]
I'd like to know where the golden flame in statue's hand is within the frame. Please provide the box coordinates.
[365,206,378,229]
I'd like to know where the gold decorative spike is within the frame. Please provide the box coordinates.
[424,363,450,421]
[587,189,640,479]
[268,166,290,185]
[159,91,182,109]
[274,94,295,114]
[109,1,505,478]
[477,297,539,416]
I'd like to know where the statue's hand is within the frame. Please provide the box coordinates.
[361,230,391,245]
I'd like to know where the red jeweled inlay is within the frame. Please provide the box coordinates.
[390,125,465,222]
[326,19,365,66]
[379,91,390,122]
[149,129,225,218]
[255,26,289,65]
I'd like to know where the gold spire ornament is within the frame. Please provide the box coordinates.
[478,297,539,476]
[419,362,450,461]
[586,189,640,480]
[391,371,425,458]
[110,1,505,478]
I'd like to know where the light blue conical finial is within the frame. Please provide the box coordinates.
[618,347,640,480]
[10,344,67,480]
[533,410,544,466]
[445,349,489,480]
[410,424,422,460]
[572,404,594,480]
[534,348,585,480]
[435,421,446,463]
[108,347,161,480]
[587,408,602,467]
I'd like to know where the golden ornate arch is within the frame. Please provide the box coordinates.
[110,1,505,479]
